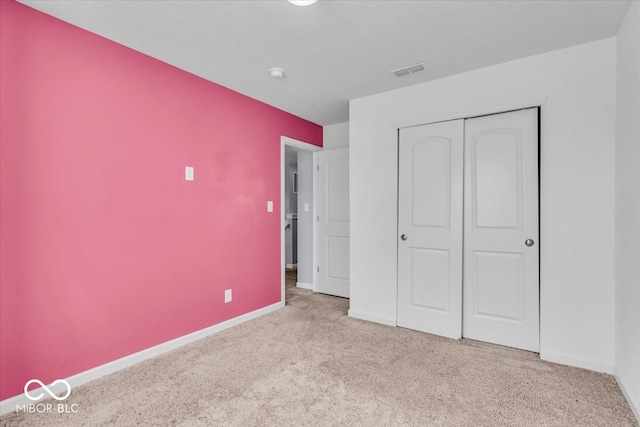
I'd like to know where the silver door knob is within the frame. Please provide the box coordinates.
[525,239,535,247]
[401,234,408,241]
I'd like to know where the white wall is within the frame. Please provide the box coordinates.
[615,0,640,419]
[349,38,617,372]
[297,150,314,287]
[323,122,349,149]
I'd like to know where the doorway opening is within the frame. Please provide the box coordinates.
[280,136,321,304]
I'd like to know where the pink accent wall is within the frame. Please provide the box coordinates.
[0,0,322,400]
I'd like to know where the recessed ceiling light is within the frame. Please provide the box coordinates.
[288,0,317,6]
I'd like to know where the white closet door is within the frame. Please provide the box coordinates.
[463,108,539,352]
[316,148,350,298]
[397,120,464,339]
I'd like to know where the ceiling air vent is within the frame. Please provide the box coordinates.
[391,62,424,77]
[393,68,411,77]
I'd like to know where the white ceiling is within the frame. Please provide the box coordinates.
[19,0,632,125]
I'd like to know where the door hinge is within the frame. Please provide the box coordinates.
[317,266,320,272]
[317,216,319,221]
[317,164,320,171]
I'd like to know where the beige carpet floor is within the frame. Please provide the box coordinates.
[2,271,637,426]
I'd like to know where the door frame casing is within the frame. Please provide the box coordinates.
[393,98,547,131]
[280,136,321,303]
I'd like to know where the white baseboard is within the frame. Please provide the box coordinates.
[615,374,640,423]
[0,301,284,416]
[296,282,313,290]
[348,309,397,327]
[286,263,297,269]
[540,351,614,374]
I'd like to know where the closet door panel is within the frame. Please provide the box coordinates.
[463,109,539,352]
[397,120,464,339]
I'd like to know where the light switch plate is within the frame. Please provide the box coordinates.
[304,203,309,212]
[185,166,194,181]
[267,201,273,212]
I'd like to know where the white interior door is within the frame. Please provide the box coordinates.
[316,148,349,298]
[463,108,539,352]
[397,120,464,339]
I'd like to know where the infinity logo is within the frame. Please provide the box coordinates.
[24,379,71,401]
